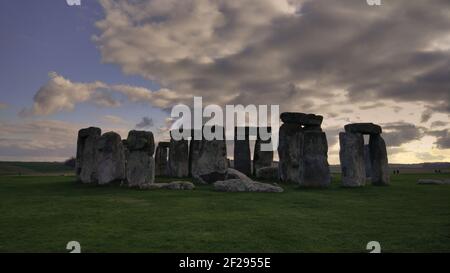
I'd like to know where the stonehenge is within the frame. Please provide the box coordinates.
[126,130,155,188]
[253,127,274,176]
[96,132,126,185]
[168,130,189,178]
[155,142,169,176]
[278,112,330,187]
[74,114,390,192]
[76,127,101,183]
[190,126,228,184]
[339,123,390,187]
[234,127,252,176]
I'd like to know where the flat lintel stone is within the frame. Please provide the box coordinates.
[344,123,382,135]
[280,112,323,126]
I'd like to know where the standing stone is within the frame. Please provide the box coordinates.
[191,126,228,183]
[278,123,303,183]
[369,134,390,186]
[126,130,155,187]
[76,127,101,183]
[169,131,189,178]
[96,132,126,185]
[234,127,251,176]
[339,132,366,187]
[155,142,169,176]
[253,128,274,176]
[364,145,372,178]
[301,131,331,187]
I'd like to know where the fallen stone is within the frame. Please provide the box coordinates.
[256,166,279,181]
[344,123,382,135]
[214,179,283,193]
[280,112,323,126]
[96,132,126,185]
[417,179,450,185]
[226,168,253,183]
[141,181,195,190]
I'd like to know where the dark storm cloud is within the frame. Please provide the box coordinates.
[381,122,426,147]
[428,129,450,149]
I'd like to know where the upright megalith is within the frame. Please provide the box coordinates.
[190,126,228,184]
[339,123,389,186]
[278,123,303,183]
[253,127,274,176]
[126,130,155,187]
[278,112,330,187]
[369,134,390,186]
[155,142,169,176]
[339,132,366,187]
[76,127,101,183]
[96,132,126,185]
[364,145,372,178]
[302,130,331,187]
[169,130,189,178]
[234,127,251,176]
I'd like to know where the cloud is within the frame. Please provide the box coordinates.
[420,109,433,123]
[0,102,8,109]
[22,72,192,116]
[102,115,126,124]
[93,0,450,114]
[430,121,449,128]
[428,129,450,149]
[20,72,118,116]
[135,117,154,129]
[381,122,426,147]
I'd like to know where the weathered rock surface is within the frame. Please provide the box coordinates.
[168,135,189,178]
[253,129,274,176]
[301,131,331,188]
[369,134,390,186]
[191,127,228,183]
[280,112,323,126]
[364,145,372,178]
[339,132,366,187]
[234,127,251,176]
[226,168,253,183]
[278,123,303,183]
[214,179,283,193]
[142,181,195,190]
[345,123,382,135]
[256,166,279,181]
[96,132,126,185]
[126,130,155,155]
[155,142,169,176]
[76,127,101,183]
[126,130,155,187]
[417,179,450,185]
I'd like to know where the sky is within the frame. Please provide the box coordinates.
[0,0,449,163]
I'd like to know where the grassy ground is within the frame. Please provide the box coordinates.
[0,173,449,253]
[0,161,73,176]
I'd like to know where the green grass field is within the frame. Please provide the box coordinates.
[0,161,73,176]
[0,173,449,253]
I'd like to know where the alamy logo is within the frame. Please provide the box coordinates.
[66,0,81,6]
